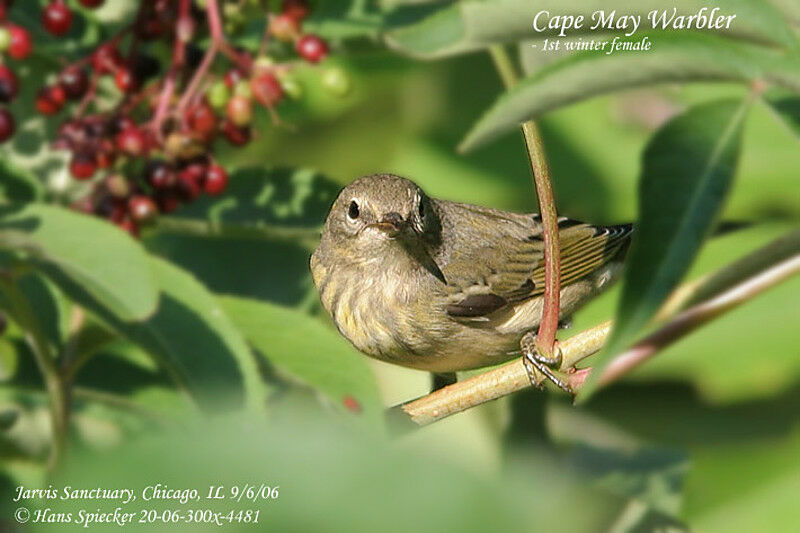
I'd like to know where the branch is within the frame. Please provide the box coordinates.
[392,230,800,428]
[488,45,561,358]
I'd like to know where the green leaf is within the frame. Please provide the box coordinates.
[578,98,749,400]
[0,204,158,322]
[219,295,383,426]
[385,0,798,59]
[0,159,43,203]
[459,33,800,151]
[764,94,800,139]
[88,258,264,413]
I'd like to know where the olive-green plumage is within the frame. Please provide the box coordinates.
[310,174,632,373]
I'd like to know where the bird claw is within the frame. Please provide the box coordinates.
[520,332,573,394]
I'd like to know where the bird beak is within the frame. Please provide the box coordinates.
[370,212,406,237]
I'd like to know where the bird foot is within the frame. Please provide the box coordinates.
[520,332,572,394]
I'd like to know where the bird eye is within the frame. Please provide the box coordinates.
[347,200,360,220]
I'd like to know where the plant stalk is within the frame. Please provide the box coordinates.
[488,45,561,357]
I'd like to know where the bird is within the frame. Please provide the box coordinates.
[310,174,632,384]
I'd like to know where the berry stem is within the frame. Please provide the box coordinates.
[176,42,219,116]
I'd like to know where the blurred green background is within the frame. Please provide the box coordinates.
[1,1,799,532]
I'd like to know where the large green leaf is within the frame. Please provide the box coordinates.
[0,159,42,203]
[89,258,264,413]
[459,33,800,151]
[578,99,748,400]
[0,204,158,322]
[219,295,383,426]
[764,94,800,139]
[385,0,797,59]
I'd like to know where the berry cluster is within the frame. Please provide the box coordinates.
[0,0,343,237]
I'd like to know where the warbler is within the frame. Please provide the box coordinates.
[310,174,632,375]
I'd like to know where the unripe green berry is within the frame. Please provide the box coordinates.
[233,80,252,100]
[0,28,11,53]
[278,74,303,100]
[321,67,351,97]
[206,81,230,110]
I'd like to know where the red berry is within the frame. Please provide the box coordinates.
[342,395,361,414]
[59,67,89,100]
[114,66,138,93]
[145,160,174,189]
[221,120,250,146]
[250,73,284,107]
[111,115,135,134]
[95,139,116,169]
[224,69,245,90]
[115,126,147,156]
[0,108,14,142]
[0,65,18,103]
[155,191,180,213]
[42,1,73,36]
[282,0,310,21]
[95,196,127,222]
[296,34,328,63]
[225,95,252,127]
[78,0,104,7]
[186,102,217,140]
[269,13,299,42]
[117,218,139,237]
[69,151,97,180]
[128,195,158,224]
[91,43,122,75]
[203,164,228,196]
[35,86,64,115]
[8,24,32,60]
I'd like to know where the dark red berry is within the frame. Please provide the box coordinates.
[186,102,217,140]
[145,159,174,189]
[59,67,89,100]
[296,34,328,63]
[221,120,250,146]
[0,108,14,142]
[155,191,180,213]
[0,65,18,103]
[250,73,284,107]
[128,195,158,224]
[178,161,206,186]
[114,66,138,93]
[91,43,122,75]
[8,24,32,60]
[35,86,64,115]
[115,127,147,156]
[111,115,135,135]
[78,0,104,7]
[95,196,126,222]
[42,1,73,36]
[282,0,310,21]
[203,164,228,196]
[69,151,97,180]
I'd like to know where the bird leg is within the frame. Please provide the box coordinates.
[520,331,572,393]
[430,372,457,392]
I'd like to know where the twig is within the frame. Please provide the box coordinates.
[393,230,800,428]
[488,45,561,359]
[0,275,69,471]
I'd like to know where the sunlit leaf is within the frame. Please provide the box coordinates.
[219,295,383,426]
[459,34,800,151]
[579,98,749,399]
[0,204,159,322]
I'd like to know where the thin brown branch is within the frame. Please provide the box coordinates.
[393,230,800,428]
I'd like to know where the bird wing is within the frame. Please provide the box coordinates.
[443,216,632,320]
